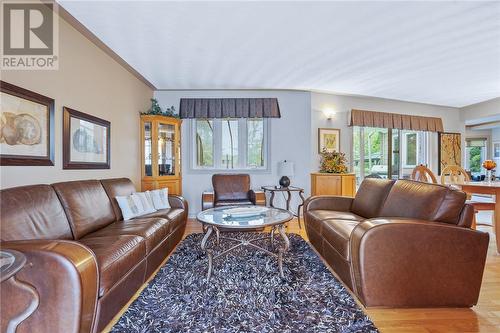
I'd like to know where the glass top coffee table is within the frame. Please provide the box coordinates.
[196,206,294,280]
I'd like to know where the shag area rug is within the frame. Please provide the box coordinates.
[112,232,379,333]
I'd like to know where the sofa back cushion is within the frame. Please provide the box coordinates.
[100,178,136,221]
[212,174,250,202]
[1,185,73,241]
[379,179,466,224]
[53,180,116,239]
[351,179,395,218]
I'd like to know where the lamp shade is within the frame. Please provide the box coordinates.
[278,160,294,177]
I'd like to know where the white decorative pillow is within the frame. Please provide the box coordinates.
[116,194,142,220]
[150,188,171,210]
[132,192,157,214]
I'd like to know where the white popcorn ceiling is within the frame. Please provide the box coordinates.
[59,0,500,107]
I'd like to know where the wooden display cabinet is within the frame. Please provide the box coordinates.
[140,115,182,194]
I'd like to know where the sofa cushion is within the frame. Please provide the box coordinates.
[351,178,395,218]
[100,178,136,221]
[139,208,183,220]
[53,180,116,239]
[214,199,254,207]
[80,234,146,297]
[307,210,365,222]
[322,220,360,260]
[85,218,170,253]
[0,185,73,241]
[379,180,466,224]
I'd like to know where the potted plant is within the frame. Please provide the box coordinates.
[140,98,178,118]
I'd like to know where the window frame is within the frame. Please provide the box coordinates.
[351,126,430,182]
[190,118,270,172]
[465,137,488,173]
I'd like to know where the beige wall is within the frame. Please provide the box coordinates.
[1,12,153,189]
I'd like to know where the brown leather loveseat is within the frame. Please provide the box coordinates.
[304,178,489,308]
[0,178,188,333]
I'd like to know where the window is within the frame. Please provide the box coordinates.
[192,118,268,170]
[352,127,429,184]
[196,120,214,167]
[465,138,487,175]
[401,131,420,168]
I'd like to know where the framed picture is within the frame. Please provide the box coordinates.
[0,81,54,166]
[438,132,461,174]
[494,142,500,159]
[318,128,340,153]
[63,107,110,169]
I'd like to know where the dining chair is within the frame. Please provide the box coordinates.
[411,164,437,183]
[441,165,495,229]
[440,165,470,185]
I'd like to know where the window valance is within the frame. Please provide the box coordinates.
[350,109,444,132]
[179,98,281,119]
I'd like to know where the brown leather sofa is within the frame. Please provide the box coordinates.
[304,178,489,308]
[203,174,256,210]
[0,178,188,333]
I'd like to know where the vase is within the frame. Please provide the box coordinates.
[486,169,492,184]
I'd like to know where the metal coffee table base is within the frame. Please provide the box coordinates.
[200,224,290,281]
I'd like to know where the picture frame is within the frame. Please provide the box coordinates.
[0,81,55,166]
[438,132,461,174]
[494,142,500,159]
[318,128,340,153]
[63,107,110,169]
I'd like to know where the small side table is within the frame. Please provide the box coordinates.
[261,186,306,228]
[1,250,39,333]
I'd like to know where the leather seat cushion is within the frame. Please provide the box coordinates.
[139,208,184,222]
[307,210,365,222]
[138,208,185,232]
[214,200,254,207]
[84,218,170,253]
[80,235,146,297]
[321,219,360,260]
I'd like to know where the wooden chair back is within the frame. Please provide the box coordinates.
[440,165,471,185]
[411,164,437,184]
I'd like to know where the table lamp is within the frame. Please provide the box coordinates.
[278,160,294,188]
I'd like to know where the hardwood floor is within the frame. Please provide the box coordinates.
[103,215,500,333]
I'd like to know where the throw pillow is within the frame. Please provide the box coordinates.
[133,192,157,214]
[150,188,171,210]
[116,194,142,220]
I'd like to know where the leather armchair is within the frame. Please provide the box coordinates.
[210,174,256,208]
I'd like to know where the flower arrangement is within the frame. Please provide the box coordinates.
[140,98,178,118]
[482,160,497,171]
[319,148,348,173]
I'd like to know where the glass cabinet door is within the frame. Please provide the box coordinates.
[158,122,176,176]
[144,122,152,176]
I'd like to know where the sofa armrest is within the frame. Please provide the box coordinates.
[1,239,99,333]
[248,190,257,205]
[168,195,188,211]
[304,195,354,212]
[350,218,489,307]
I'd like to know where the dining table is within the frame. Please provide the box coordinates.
[459,181,499,253]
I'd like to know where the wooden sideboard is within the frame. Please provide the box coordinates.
[310,173,356,197]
